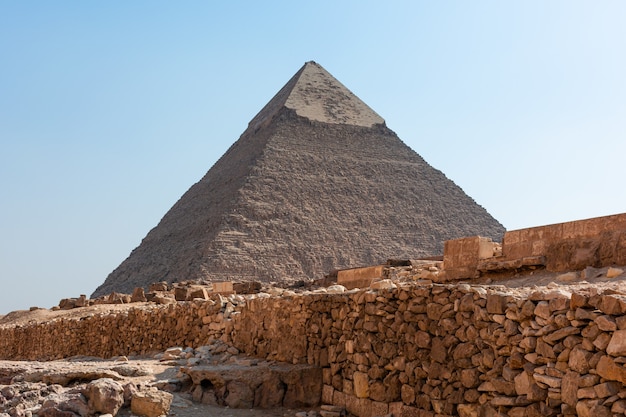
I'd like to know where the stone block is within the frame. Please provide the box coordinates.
[213,281,234,294]
[353,372,369,399]
[322,385,334,405]
[597,355,626,385]
[606,329,626,356]
[337,266,383,290]
[131,389,173,417]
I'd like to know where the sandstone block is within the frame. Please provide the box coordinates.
[577,386,597,399]
[400,384,415,405]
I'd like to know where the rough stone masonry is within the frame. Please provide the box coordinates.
[4,275,626,416]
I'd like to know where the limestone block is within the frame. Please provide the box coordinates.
[337,266,383,290]
[85,378,124,416]
[568,347,591,374]
[369,279,396,290]
[213,281,234,295]
[606,329,626,356]
[225,380,254,408]
[353,372,369,399]
[607,267,624,278]
[457,404,480,417]
[533,373,561,388]
[131,389,173,417]
[597,355,626,384]
[561,371,579,407]
[598,294,626,315]
[594,381,621,398]
[322,385,334,405]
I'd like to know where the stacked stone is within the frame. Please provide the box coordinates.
[300,285,626,417]
[5,281,626,416]
[0,299,226,360]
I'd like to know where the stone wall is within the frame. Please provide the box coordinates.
[0,300,226,360]
[4,282,626,415]
[502,212,626,271]
[443,212,626,281]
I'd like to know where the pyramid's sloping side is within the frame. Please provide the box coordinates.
[93,109,504,296]
[92,120,276,296]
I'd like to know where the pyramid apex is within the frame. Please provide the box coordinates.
[249,61,384,130]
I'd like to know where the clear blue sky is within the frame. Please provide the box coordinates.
[1,1,625,314]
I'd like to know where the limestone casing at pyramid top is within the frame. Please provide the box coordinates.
[247,61,385,131]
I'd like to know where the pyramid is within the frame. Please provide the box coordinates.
[92,61,505,297]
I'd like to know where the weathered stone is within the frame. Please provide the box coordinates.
[607,267,624,278]
[131,287,147,303]
[526,382,547,401]
[568,347,591,373]
[85,378,124,416]
[131,389,173,417]
[38,407,80,417]
[457,404,480,417]
[400,384,415,405]
[534,301,551,320]
[597,355,626,384]
[460,368,480,389]
[487,293,507,314]
[599,294,626,315]
[595,315,617,331]
[533,373,560,388]
[606,329,626,356]
[430,337,447,363]
[594,381,621,398]
[353,372,369,399]
[560,371,579,407]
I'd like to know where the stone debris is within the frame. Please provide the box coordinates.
[130,388,173,417]
[0,359,176,417]
[0,340,326,417]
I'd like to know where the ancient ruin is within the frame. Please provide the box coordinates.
[2,213,626,416]
[3,62,625,417]
[93,61,504,297]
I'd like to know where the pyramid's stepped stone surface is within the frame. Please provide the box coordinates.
[95,110,503,296]
[93,62,504,297]
[94,119,275,295]
[249,61,384,130]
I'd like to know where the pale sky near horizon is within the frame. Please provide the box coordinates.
[1,1,625,314]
